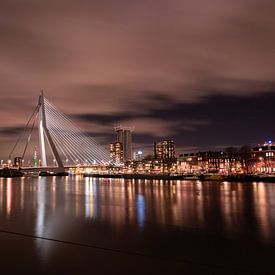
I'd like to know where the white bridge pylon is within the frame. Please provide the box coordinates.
[37,91,110,168]
[38,91,63,168]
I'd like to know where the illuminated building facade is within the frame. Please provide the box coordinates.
[250,141,275,173]
[115,125,134,162]
[154,140,175,159]
[178,151,243,174]
[109,142,123,164]
[125,159,177,174]
[178,141,275,174]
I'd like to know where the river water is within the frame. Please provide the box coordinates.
[0,176,275,274]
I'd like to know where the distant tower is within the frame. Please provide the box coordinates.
[115,125,134,162]
[33,146,38,168]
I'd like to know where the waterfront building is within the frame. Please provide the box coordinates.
[250,141,275,173]
[109,142,123,164]
[177,153,199,173]
[178,150,243,174]
[125,158,177,174]
[115,125,134,162]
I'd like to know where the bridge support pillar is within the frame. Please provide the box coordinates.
[38,91,65,172]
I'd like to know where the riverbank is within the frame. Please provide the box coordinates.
[1,169,275,182]
[0,169,68,178]
[84,173,187,180]
[0,168,24,178]
[83,173,275,182]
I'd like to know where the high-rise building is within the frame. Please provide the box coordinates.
[115,125,134,162]
[154,140,175,159]
[109,142,123,163]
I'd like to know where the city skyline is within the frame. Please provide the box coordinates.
[0,0,275,159]
[0,90,274,162]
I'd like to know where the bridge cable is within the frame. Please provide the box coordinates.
[8,103,40,159]
[43,97,110,165]
[21,111,39,160]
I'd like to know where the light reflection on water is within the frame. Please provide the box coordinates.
[0,176,275,244]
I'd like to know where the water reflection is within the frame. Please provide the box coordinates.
[0,177,274,244]
[20,177,25,211]
[253,182,274,240]
[6,178,12,218]
[136,194,145,229]
[84,177,94,219]
[36,177,46,237]
[35,177,50,262]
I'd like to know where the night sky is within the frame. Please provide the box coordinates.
[1,0,275,159]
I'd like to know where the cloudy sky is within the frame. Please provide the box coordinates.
[0,0,275,160]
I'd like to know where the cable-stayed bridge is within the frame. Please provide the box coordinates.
[9,91,111,173]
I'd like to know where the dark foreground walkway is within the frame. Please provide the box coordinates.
[0,229,274,274]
